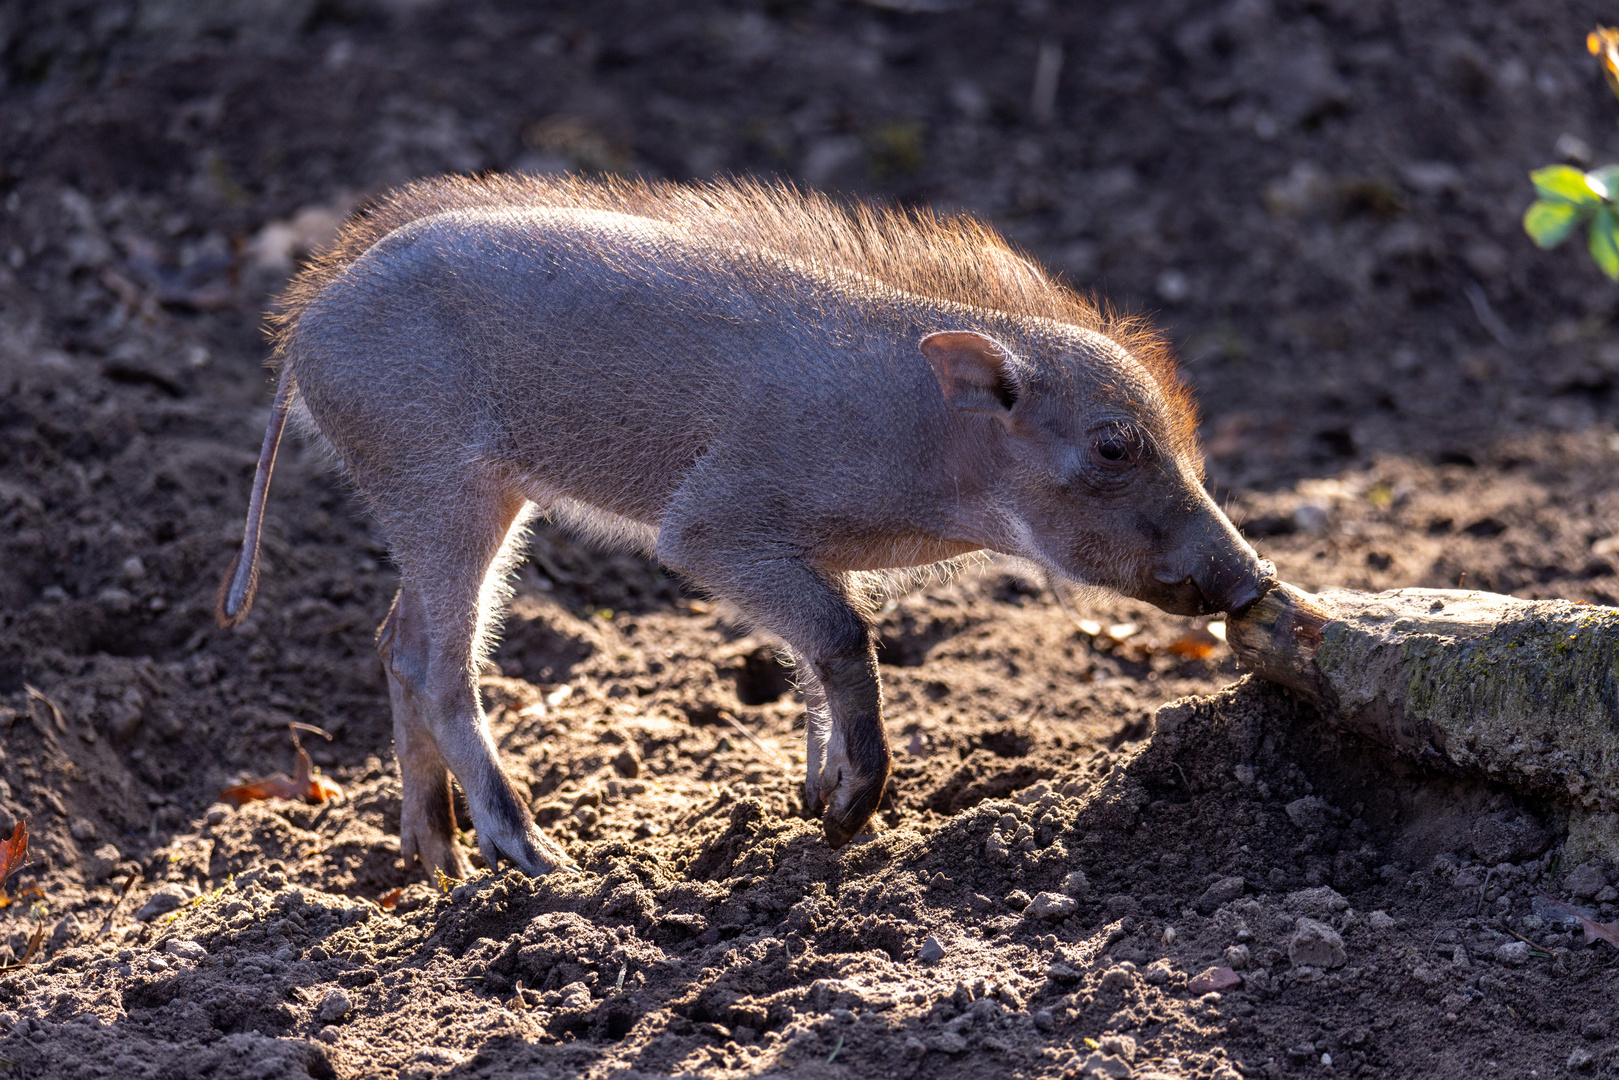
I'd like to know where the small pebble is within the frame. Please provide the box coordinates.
[1100,1034,1137,1061]
[1288,918,1347,969]
[135,885,192,922]
[97,587,134,614]
[1078,1049,1132,1078]
[1196,875,1245,913]
[316,988,353,1024]
[1188,966,1242,993]
[1494,941,1531,966]
[919,935,946,963]
[1566,863,1607,899]
[165,939,207,962]
[1100,966,1135,990]
[1025,892,1077,920]
[1293,502,1329,532]
[87,845,121,882]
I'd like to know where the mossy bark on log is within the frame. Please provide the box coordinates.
[1227,582,1619,837]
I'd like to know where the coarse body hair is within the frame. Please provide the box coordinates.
[272,173,1195,449]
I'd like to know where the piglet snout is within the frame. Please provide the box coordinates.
[1194,554,1275,615]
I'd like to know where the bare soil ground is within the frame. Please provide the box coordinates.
[3,2,1619,1078]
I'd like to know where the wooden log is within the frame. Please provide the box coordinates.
[1227,581,1619,860]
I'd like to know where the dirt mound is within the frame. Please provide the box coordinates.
[7,675,1615,1078]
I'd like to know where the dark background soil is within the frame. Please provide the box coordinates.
[2,1,1619,1078]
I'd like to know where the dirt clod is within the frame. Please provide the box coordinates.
[1287,917,1348,969]
[314,989,352,1024]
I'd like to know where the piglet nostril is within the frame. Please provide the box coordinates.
[1218,579,1262,614]
[1197,557,1273,615]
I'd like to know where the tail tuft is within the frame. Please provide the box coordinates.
[215,549,259,628]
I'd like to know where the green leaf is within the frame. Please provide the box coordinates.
[1524,199,1583,248]
[1532,164,1604,206]
[1592,165,1619,198]
[1589,206,1619,280]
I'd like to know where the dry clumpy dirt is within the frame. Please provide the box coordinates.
[4,1,1619,1078]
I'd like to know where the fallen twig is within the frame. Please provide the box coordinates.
[1475,867,1497,918]
[0,918,45,972]
[718,711,791,770]
[97,872,140,939]
[22,685,66,735]
[1502,926,1552,958]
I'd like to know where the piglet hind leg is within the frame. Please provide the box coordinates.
[380,483,576,879]
[657,526,890,846]
[378,587,469,881]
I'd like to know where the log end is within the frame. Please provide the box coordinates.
[1226,580,1335,704]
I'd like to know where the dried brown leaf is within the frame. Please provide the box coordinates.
[1537,894,1619,950]
[220,774,306,807]
[0,820,27,895]
[1166,630,1221,660]
[220,738,343,807]
[1585,918,1619,948]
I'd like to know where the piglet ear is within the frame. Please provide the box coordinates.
[919,331,1021,415]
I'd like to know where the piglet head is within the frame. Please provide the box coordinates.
[922,329,1271,616]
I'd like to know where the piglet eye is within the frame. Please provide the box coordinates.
[1093,426,1139,466]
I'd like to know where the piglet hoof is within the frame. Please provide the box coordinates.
[476,823,579,878]
[802,771,833,822]
[402,821,471,884]
[819,772,886,850]
[467,766,581,877]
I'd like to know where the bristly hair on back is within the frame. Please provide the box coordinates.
[270,173,1199,455]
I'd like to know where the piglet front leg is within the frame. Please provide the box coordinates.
[802,648,890,847]
[658,509,893,846]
